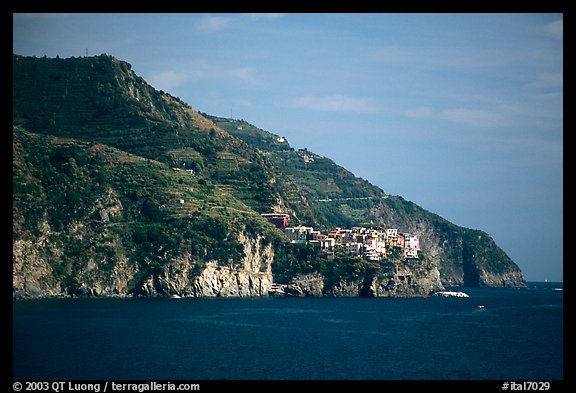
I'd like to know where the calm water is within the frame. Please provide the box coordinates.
[13,282,563,380]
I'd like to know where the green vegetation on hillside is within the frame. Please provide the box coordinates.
[13,126,274,295]
[13,54,277,214]
[208,115,387,229]
[272,242,397,283]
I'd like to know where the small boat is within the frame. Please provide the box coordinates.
[436,291,469,298]
[170,294,182,299]
[478,305,485,309]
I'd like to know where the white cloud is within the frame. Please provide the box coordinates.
[146,62,258,92]
[289,95,378,114]
[195,16,231,32]
[545,19,563,40]
[147,71,188,91]
[227,67,257,83]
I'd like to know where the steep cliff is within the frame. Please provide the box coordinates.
[13,228,273,299]
[139,232,273,297]
[370,196,525,287]
[285,261,443,297]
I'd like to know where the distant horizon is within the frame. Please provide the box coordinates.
[13,13,563,282]
[526,280,563,283]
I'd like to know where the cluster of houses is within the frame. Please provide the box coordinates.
[261,213,420,262]
[283,225,420,261]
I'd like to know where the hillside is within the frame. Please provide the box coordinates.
[12,54,525,298]
[209,116,526,287]
[208,115,386,228]
[13,125,281,298]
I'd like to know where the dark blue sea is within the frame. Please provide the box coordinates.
[13,282,563,380]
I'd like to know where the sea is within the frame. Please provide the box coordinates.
[12,282,563,381]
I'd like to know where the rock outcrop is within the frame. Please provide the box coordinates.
[282,262,444,298]
[13,232,64,299]
[189,232,273,297]
[370,198,526,287]
[126,231,274,297]
[13,227,274,299]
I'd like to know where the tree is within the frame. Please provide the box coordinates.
[386,246,403,274]
[141,197,162,221]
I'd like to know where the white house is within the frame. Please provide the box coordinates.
[386,228,398,238]
[403,234,419,250]
[321,238,336,250]
[284,226,314,244]
[363,248,381,261]
[403,234,420,258]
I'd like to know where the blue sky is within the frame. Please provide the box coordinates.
[13,13,563,281]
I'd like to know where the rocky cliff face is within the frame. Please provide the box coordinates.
[14,222,446,299]
[12,218,139,299]
[461,229,526,287]
[370,197,526,287]
[13,228,274,299]
[139,232,273,297]
[283,262,444,297]
[13,223,65,299]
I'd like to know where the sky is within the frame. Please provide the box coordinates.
[13,13,563,282]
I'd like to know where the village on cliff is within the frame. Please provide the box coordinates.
[262,213,420,262]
